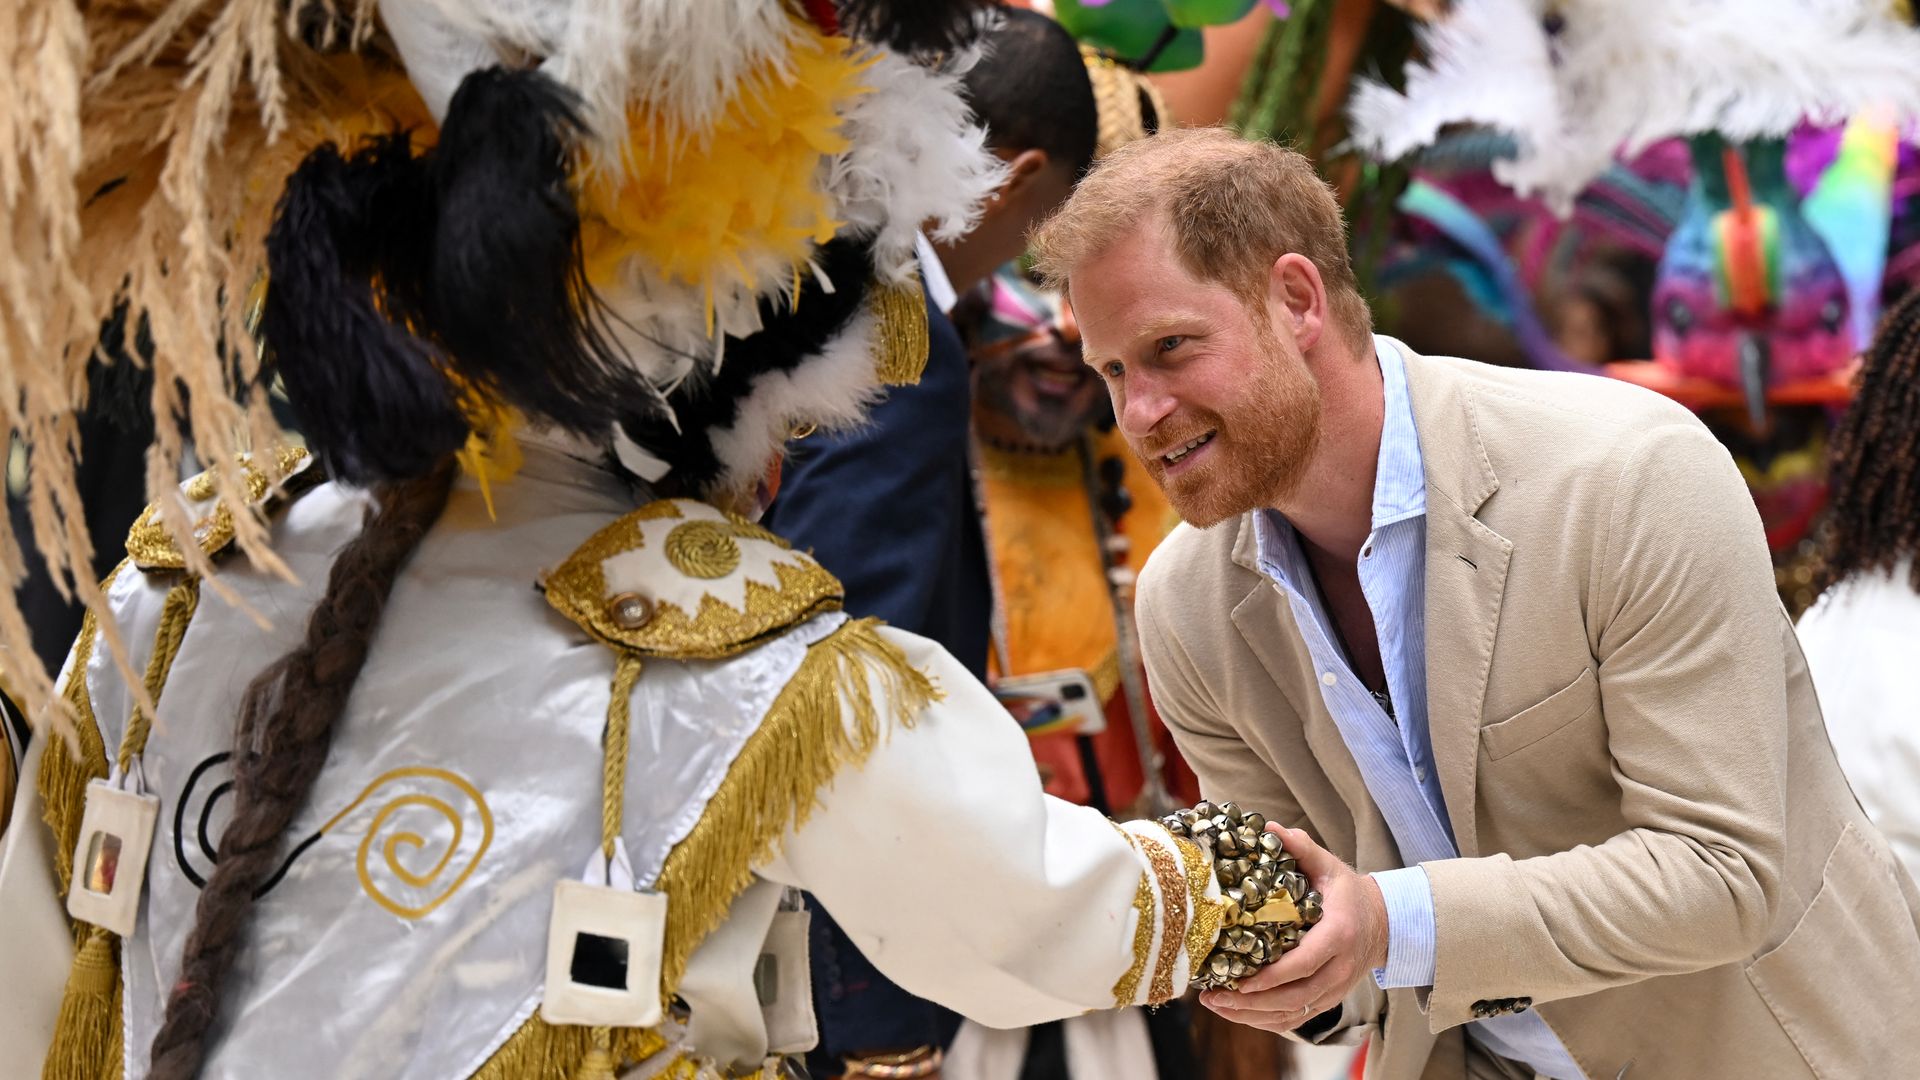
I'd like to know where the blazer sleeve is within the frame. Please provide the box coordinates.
[1421,420,1789,1030]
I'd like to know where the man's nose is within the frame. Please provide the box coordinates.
[1118,372,1177,441]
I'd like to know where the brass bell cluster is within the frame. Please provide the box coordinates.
[1162,800,1324,990]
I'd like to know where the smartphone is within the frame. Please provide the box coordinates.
[992,668,1107,736]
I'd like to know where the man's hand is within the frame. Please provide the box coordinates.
[1199,825,1389,1034]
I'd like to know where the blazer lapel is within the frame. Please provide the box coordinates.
[1397,342,1512,858]
[1227,517,1374,827]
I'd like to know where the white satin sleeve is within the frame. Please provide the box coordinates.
[0,733,77,1073]
[757,626,1225,1029]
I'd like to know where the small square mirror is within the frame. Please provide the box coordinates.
[84,831,124,896]
[569,932,631,990]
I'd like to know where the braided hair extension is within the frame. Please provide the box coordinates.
[146,459,457,1079]
[1819,289,1920,594]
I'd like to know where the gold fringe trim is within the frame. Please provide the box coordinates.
[650,617,938,1002]
[468,1014,668,1080]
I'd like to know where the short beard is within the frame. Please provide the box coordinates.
[1153,314,1322,528]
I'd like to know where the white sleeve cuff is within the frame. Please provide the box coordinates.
[1370,866,1436,990]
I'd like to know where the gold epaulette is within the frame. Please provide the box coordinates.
[124,447,319,572]
[542,499,843,661]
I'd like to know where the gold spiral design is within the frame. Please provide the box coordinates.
[319,767,494,920]
[664,520,742,580]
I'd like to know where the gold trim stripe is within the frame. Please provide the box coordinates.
[1134,829,1191,1005]
[1174,834,1227,980]
[1112,866,1157,1008]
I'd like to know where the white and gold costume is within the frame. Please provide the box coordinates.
[3,435,1234,1077]
[0,2,1308,1076]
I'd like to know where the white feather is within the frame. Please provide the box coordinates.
[826,47,1008,285]
[704,309,888,495]
[1349,0,1920,211]
[401,0,798,154]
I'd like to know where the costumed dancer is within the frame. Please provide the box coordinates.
[0,2,1322,1078]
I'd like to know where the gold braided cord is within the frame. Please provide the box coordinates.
[603,650,645,860]
[119,576,201,769]
[650,617,937,1001]
[1133,830,1190,1005]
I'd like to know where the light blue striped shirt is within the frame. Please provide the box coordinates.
[1252,339,1581,1079]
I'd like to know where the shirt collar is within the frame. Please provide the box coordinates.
[1372,336,1427,527]
[913,232,958,315]
[1253,335,1427,579]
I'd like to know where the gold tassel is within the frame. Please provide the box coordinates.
[651,617,939,1000]
[42,927,120,1080]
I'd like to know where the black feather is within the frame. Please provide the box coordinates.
[620,237,876,494]
[835,0,997,55]
[263,134,469,483]
[423,67,653,438]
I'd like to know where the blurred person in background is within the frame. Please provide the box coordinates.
[1797,286,1920,880]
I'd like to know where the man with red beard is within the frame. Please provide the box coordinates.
[1029,127,1920,1080]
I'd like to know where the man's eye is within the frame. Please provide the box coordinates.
[1102,361,1125,379]
[1157,335,1184,353]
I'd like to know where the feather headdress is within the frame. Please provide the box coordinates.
[0,0,1002,726]
[1348,0,1920,212]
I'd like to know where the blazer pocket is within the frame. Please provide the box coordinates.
[1479,667,1599,761]
[1745,824,1920,1078]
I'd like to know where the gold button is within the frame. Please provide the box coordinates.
[607,592,655,630]
[789,422,819,439]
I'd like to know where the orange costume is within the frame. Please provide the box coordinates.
[977,430,1198,811]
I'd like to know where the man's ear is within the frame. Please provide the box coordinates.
[997,147,1053,204]
[1268,252,1328,352]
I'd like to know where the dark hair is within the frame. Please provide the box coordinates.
[1820,288,1920,592]
[962,10,1098,179]
[147,459,457,1079]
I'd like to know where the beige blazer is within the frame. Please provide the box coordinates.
[1136,343,1920,1080]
